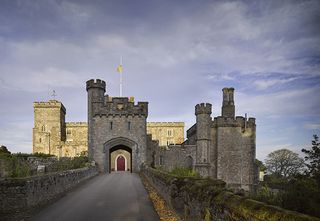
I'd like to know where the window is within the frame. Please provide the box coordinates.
[41,125,46,132]
[159,155,164,165]
[67,129,72,135]
[128,122,131,130]
[39,138,42,143]
[110,122,113,130]
[167,129,173,137]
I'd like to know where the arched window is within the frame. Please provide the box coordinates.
[185,156,193,169]
[41,125,46,132]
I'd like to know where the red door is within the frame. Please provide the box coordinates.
[117,156,125,171]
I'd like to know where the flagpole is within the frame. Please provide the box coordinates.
[120,56,123,97]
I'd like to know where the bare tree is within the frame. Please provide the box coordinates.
[265,149,304,177]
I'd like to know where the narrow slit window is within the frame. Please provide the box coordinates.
[128,122,131,130]
[110,122,113,130]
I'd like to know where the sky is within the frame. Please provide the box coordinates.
[0,0,319,161]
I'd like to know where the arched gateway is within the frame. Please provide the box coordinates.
[87,79,148,173]
[104,137,137,173]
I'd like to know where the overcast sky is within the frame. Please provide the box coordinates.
[0,0,319,161]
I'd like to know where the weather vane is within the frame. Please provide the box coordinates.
[51,90,57,100]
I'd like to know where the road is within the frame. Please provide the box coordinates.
[31,172,160,221]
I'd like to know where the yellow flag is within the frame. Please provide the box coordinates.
[117,65,123,73]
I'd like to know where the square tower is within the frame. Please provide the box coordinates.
[33,100,66,155]
[86,79,149,173]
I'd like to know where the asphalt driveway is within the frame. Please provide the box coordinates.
[31,172,159,221]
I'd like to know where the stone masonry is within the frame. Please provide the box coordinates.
[0,167,98,221]
[33,105,183,159]
[147,122,184,146]
[151,88,258,191]
[86,79,148,173]
[33,79,257,191]
[33,100,87,157]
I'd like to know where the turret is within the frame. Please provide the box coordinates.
[86,79,106,159]
[86,79,106,103]
[195,103,212,177]
[222,87,235,119]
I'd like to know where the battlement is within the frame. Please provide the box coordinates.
[93,96,148,117]
[86,79,106,92]
[147,122,185,127]
[33,100,66,113]
[213,116,239,127]
[248,117,256,124]
[212,115,256,128]
[195,103,212,115]
[65,122,88,127]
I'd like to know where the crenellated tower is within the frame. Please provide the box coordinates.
[213,88,257,191]
[86,79,148,173]
[86,79,106,159]
[33,100,66,155]
[195,103,212,177]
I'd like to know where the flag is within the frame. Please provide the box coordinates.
[117,65,123,73]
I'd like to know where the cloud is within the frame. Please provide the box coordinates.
[0,121,32,153]
[0,66,83,92]
[237,86,320,117]
[0,0,319,154]
[304,123,320,130]
[253,77,299,90]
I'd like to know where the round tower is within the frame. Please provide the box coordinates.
[195,103,212,177]
[86,79,106,160]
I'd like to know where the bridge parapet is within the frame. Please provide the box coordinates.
[141,166,320,221]
[0,167,98,221]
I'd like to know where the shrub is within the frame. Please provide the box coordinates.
[169,167,200,178]
[51,156,89,172]
[13,152,54,159]
[0,153,31,178]
[282,177,320,217]
[251,185,283,207]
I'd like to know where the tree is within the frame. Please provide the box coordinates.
[302,134,320,183]
[256,159,267,172]
[265,149,304,178]
[0,145,11,154]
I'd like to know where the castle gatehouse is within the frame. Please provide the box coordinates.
[86,79,148,173]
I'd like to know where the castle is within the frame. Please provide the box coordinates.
[150,88,257,190]
[33,101,184,158]
[33,101,88,157]
[33,79,258,191]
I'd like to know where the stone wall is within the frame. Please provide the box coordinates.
[63,122,88,157]
[0,166,98,221]
[91,114,147,172]
[142,167,319,221]
[153,145,196,171]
